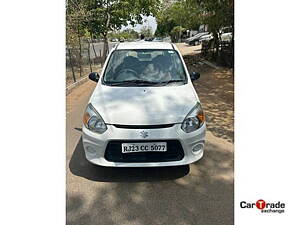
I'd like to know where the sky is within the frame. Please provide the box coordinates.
[121,15,157,34]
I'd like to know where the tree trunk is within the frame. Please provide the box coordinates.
[87,41,92,73]
[102,8,111,61]
[213,31,219,62]
[99,49,102,66]
[231,23,234,68]
[90,33,98,58]
[68,48,76,83]
[103,34,109,62]
[179,29,181,43]
[77,28,82,77]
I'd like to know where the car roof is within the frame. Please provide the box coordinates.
[116,41,174,50]
[192,32,209,38]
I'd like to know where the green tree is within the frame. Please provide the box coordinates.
[108,29,139,40]
[155,11,177,37]
[140,26,153,37]
[66,0,88,77]
[83,0,160,59]
[156,0,202,37]
[170,26,186,42]
[121,29,139,40]
[194,0,234,59]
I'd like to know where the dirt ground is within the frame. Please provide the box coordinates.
[176,43,234,143]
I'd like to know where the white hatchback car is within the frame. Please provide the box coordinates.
[82,42,206,167]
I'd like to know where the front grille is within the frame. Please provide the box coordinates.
[113,124,174,129]
[104,140,184,163]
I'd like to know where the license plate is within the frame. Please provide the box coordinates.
[121,142,167,153]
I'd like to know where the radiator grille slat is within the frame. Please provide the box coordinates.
[112,124,175,129]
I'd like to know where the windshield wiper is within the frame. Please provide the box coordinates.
[106,79,159,86]
[156,79,186,86]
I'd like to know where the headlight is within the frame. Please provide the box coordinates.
[83,103,107,134]
[181,102,205,133]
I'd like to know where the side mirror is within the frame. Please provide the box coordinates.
[190,72,200,81]
[89,72,100,82]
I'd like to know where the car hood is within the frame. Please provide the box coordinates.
[90,84,198,125]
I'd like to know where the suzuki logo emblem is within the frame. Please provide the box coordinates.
[140,131,148,138]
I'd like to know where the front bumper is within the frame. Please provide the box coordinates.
[82,123,206,167]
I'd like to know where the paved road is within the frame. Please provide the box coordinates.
[66,44,234,225]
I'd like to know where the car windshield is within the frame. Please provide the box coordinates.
[102,49,187,86]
